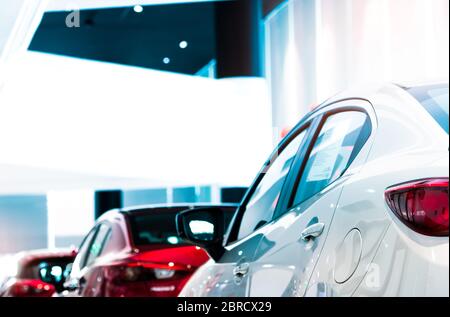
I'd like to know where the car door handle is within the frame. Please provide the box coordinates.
[301,222,325,242]
[233,262,250,277]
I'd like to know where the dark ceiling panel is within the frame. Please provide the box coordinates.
[29,2,216,74]
[262,0,286,17]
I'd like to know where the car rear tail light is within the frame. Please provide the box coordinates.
[10,279,55,297]
[385,178,449,236]
[107,262,182,284]
[103,261,190,297]
[154,268,176,279]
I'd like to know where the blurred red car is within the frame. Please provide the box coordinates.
[62,204,237,297]
[0,249,76,297]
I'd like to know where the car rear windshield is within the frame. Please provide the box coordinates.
[18,257,74,280]
[128,208,187,247]
[407,84,449,134]
[127,206,237,247]
[18,257,74,292]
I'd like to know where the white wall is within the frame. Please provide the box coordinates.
[0,0,47,82]
[45,0,223,11]
[266,0,450,130]
[0,52,273,191]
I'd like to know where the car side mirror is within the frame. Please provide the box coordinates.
[176,207,226,261]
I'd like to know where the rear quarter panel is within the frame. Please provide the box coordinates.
[306,85,449,297]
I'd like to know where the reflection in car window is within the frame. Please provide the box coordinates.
[39,262,63,283]
[129,210,188,247]
[18,257,74,293]
[129,207,237,247]
[407,84,449,134]
[73,228,97,272]
[84,224,111,268]
[237,129,308,240]
[293,111,370,206]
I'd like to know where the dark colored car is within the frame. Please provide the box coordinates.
[62,204,237,297]
[0,249,76,297]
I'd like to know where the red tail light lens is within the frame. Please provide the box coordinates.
[103,261,191,297]
[385,178,449,236]
[107,262,183,284]
[10,279,55,297]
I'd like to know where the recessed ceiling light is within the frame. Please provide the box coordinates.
[133,5,143,13]
[179,41,188,49]
[163,57,171,64]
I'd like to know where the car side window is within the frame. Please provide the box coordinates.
[101,222,126,254]
[292,111,371,206]
[236,129,308,240]
[71,228,97,273]
[84,224,111,268]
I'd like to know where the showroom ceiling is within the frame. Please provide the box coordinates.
[45,0,221,11]
[28,2,216,74]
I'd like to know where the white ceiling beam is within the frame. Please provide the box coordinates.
[0,0,48,88]
[45,0,226,12]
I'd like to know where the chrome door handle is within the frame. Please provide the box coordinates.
[233,262,250,277]
[301,222,325,242]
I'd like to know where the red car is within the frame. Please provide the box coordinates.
[62,204,237,297]
[0,249,76,297]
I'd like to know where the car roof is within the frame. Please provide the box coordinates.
[329,80,446,103]
[97,202,239,221]
[304,81,448,119]
[279,80,448,153]
[14,248,76,266]
[394,79,448,89]
[120,202,239,213]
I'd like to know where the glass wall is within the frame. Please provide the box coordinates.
[265,0,450,131]
[0,195,48,254]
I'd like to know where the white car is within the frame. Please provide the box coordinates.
[177,82,449,297]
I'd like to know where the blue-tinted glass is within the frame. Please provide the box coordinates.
[237,129,307,240]
[293,112,370,206]
[128,209,186,247]
[407,84,449,134]
[122,189,167,207]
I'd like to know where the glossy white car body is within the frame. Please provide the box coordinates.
[179,82,449,297]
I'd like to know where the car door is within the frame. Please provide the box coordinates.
[181,125,312,297]
[77,223,112,297]
[249,103,373,297]
[64,227,98,296]
[65,223,112,296]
